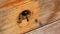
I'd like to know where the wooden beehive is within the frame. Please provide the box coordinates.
[1,0,60,34]
[0,0,41,34]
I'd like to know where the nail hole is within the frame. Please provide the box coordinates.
[35,19,38,23]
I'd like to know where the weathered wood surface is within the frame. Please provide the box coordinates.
[26,20,60,34]
[0,0,60,34]
[0,0,41,34]
[26,0,60,34]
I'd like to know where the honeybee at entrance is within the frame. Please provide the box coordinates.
[17,10,31,23]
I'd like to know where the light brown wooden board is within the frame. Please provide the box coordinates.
[0,0,41,34]
[0,0,60,34]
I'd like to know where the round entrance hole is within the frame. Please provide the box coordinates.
[17,10,31,23]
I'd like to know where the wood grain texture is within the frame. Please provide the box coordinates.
[26,0,60,34]
[0,0,24,8]
[0,0,60,34]
[0,0,41,34]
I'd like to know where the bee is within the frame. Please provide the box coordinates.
[17,10,31,24]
